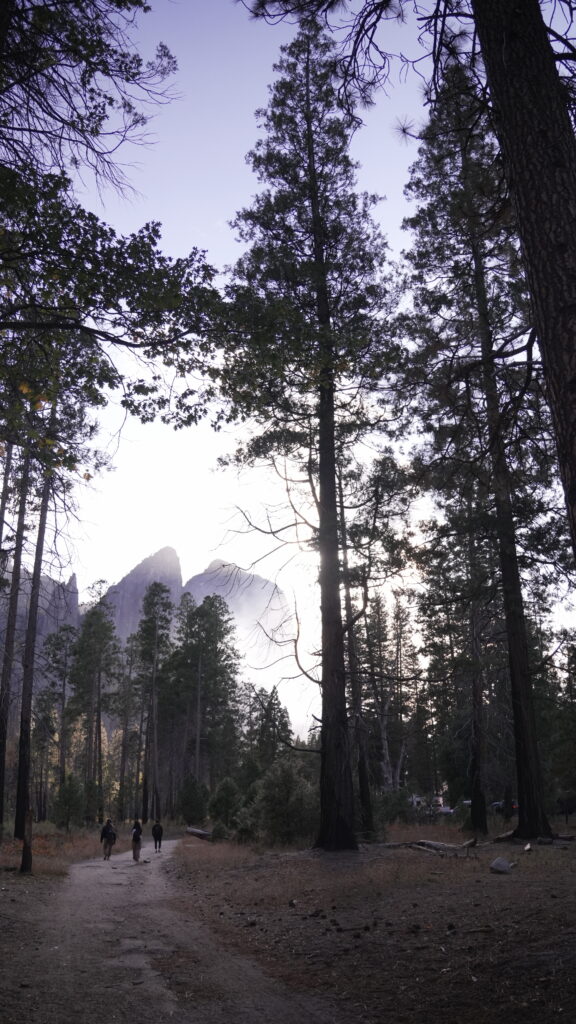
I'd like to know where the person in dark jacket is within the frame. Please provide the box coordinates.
[100,819,116,861]
[131,819,143,862]
[151,820,163,852]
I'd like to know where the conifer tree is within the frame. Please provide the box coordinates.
[160,593,242,806]
[42,625,78,793]
[135,582,173,822]
[401,65,567,836]
[216,24,396,849]
[248,0,576,561]
[68,599,120,823]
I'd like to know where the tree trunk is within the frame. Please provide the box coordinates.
[362,605,394,791]
[0,441,13,558]
[392,738,406,792]
[391,602,407,791]
[84,678,95,821]
[195,652,203,782]
[378,698,394,792]
[141,708,151,824]
[0,449,31,830]
[117,679,131,823]
[96,668,103,824]
[471,0,576,563]
[339,474,374,838]
[465,188,551,838]
[134,695,145,820]
[14,467,51,839]
[468,557,488,835]
[58,650,69,789]
[302,43,356,850]
[150,624,161,820]
[20,808,32,875]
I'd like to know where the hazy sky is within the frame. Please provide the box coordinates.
[64,0,427,730]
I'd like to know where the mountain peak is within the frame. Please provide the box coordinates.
[105,547,183,640]
[205,558,229,571]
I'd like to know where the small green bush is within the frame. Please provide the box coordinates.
[234,805,258,843]
[211,821,230,843]
[256,759,318,844]
[53,776,85,831]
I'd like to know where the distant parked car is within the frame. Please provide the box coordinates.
[436,806,454,815]
[489,800,518,814]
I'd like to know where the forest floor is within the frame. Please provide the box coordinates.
[1,820,576,1023]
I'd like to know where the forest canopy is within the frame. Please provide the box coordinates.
[1,3,576,859]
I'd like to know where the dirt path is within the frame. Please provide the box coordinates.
[1,840,351,1024]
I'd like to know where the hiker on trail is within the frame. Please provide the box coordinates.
[100,819,116,860]
[152,820,163,852]
[131,819,143,862]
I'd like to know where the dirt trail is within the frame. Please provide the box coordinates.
[1,840,350,1024]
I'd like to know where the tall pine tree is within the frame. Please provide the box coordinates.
[214,24,396,849]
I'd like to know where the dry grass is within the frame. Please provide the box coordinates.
[1,820,576,1021]
[167,821,576,1024]
[0,827,133,876]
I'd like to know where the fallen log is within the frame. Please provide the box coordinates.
[185,826,212,841]
[413,837,478,857]
[493,829,516,843]
[378,837,478,857]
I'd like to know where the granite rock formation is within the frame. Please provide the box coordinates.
[104,546,183,642]
[103,548,288,646]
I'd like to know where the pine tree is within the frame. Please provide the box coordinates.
[162,594,242,803]
[42,625,78,790]
[216,24,396,849]
[248,0,576,560]
[68,599,120,823]
[135,582,173,822]
[401,65,565,836]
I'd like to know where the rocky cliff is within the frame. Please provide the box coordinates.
[104,546,183,642]
[103,548,288,645]
[1,547,287,674]
[0,566,80,643]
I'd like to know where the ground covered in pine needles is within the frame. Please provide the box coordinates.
[169,820,576,1023]
[1,820,575,1023]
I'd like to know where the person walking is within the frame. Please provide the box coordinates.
[151,820,163,852]
[100,819,116,860]
[131,819,143,862]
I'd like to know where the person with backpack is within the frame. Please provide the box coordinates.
[100,819,116,861]
[151,820,163,852]
[131,819,143,862]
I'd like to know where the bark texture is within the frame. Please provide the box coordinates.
[472,0,576,562]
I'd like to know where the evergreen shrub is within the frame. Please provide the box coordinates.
[256,759,318,844]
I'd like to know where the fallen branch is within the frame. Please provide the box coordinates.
[494,830,575,844]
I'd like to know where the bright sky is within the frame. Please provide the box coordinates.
[65,0,427,731]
